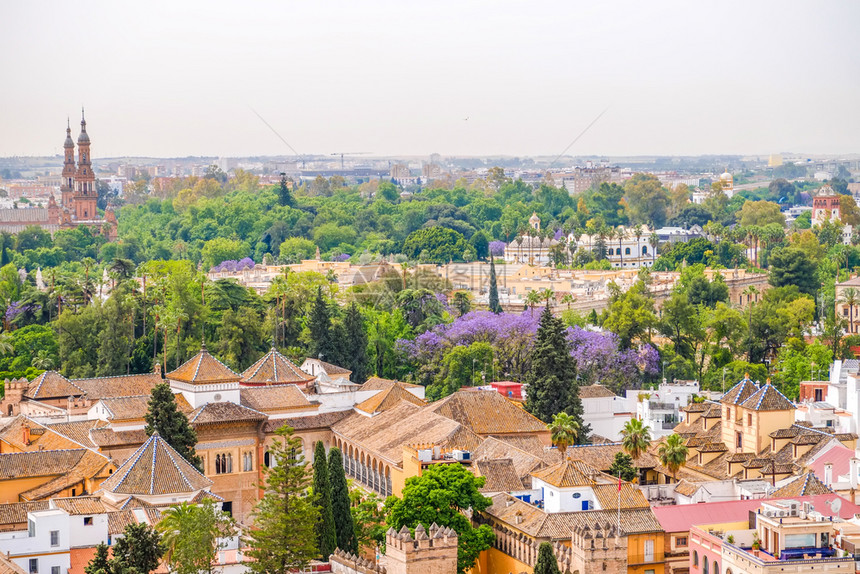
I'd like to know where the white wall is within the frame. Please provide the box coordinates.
[0,511,71,574]
[531,478,597,513]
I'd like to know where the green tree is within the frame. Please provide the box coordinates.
[111,522,164,574]
[246,426,319,574]
[608,452,637,482]
[738,200,786,228]
[401,227,468,264]
[657,433,688,482]
[341,302,369,383]
[547,412,580,459]
[768,247,818,296]
[350,489,387,552]
[452,291,472,317]
[328,448,357,554]
[144,382,202,469]
[200,237,250,270]
[621,418,652,464]
[278,173,294,207]
[312,441,337,559]
[602,281,656,349]
[488,256,502,314]
[308,287,338,363]
[385,464,494,574]
[156,500,236,574]
[524,307,586,438]
[533,542,561,574]
[624,173,670,228]
[469,231,489,260]
[84,543,110,574]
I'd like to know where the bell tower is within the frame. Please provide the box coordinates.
[61,119,76,209]
[74,108,98,221]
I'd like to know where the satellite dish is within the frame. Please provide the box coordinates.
[830,498,842,514]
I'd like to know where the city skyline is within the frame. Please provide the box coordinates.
[1,0,859,158]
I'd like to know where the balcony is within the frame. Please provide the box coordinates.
[662,421,678,430]
[649,401,677,411]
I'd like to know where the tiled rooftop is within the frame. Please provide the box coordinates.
[426,390,547,435]
[240,347,314,385]
[167,345,241,384]
[579,384,617,399]
[240,384,315,412]
[355,382,426,414]
[189,401,268,424]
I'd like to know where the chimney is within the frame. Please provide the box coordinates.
[824,463,833,487]
[850,458,860,489]
[22,425,30,446]
[154,362,163,378]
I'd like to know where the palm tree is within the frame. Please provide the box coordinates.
[658,433,689,482]
[561,293,577,311]
[548,412,580,458]
[32,350,54,370]
[649,232,659,267]
[525,290,542,311]
[541,288,555,307]
[840,287,859,335]
[621,418,652,463]
[0,332,12,357]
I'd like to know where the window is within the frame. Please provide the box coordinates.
[243,452,253,472]
[713,561,719,574]
[645,570,655,574]
[84,516,93,526]
[644,539,654,562]
[642,246,648,255]
[50,530,59,547]
[572,492,581,498]
[703,557,709,574]
[815,389,823,402]
[51,567,60,574]
[736,432,742,448]
[28,519,35,537]
[693,551,699,567]
[676,536,688,547]
[748,414,753,426]
[625,247,631,255]
[29,559,38,574]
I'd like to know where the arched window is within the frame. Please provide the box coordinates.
[227,454,233,473]
[703,557,708,574]
[693,551,699,567]
[642,246,648,255]
[215,454,222,474]
[713,561,718,574]
[263,451,270,468]
[625,247,631,255]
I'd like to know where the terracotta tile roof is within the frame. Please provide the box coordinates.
[73,373,163,399]
[189,402,268,424]
[0,417,88,452]
[0,501,50,526]
[530,459,612,488]
[472,437,547,482]
[726,452,755,463]
[167,345,241,384]
[240,385,315,412]
[579,384,617,399]
[697,442,728,453]
[490,435,559,462]
[426,390,547,435]
[314,359,351,375]
[484,493,662,539]
[361,377,420,390]
[89,428,149,448]
[739,384,795,411]
[564,442,657,470]
[702,403,723,418]
[99,433,212,496]
[107,510,139,535]
[44,420,109,449]
[0,554,26,574]
[673,479,703,497]
[475,459,526,492]
[332,402,482,466]
[20,450,113,501]
[588,434,615,445]
[720,378,759,405]
[355,382,426,414]
[50,496,108,515]
[25,371,84,399]
[262,410,351,433]
[97,396,151,421]
[682,402,707,413]
[240,348,314,385]
[771,472,833,498]
[0,449,86,479]
[770,427,801,439]
[592,484,650,509]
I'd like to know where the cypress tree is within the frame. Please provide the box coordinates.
[312,441,337,558]
[278,173,294,207]
[524,306,586,437]
[145,382,202,469]
[342,302,369,383]
[488,256,502,314]
[328,447,357,553]
[308,287,337,363]
[533,542,561,574]
[84,543,110,574]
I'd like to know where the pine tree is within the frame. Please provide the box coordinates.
[111,522,164,574]
[84,543,110,574]
[342,302,369,383]
[246,426,319,574]
[145,382,202,469]
[278,173,294,207]
[328,447,357,553]
[308,287,337,363]
[488,256,502,314]
[313,441,337,558]
[533,542,561,574]
[524,306,586,433]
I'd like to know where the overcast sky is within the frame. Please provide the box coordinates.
[1,0,859,158]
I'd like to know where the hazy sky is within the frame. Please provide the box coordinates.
[1,0,859,158]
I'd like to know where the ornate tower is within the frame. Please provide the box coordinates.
[74,108,98,221]
[61,119,76,209]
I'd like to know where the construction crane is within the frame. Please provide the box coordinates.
[330,152,372,170]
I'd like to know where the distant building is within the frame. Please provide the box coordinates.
[813,185,841,226]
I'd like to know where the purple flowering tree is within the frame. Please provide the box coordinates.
[568,326,659,393]
[489,241,506,257]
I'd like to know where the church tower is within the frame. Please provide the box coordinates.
[74,108,97,221]
[61,120,76,209]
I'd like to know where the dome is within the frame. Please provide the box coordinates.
[64,126,74,148]
[77,130,90,144]
[720,170,733,182]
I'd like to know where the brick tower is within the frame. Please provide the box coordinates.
[61,119,76,210]
[74,108,97,221]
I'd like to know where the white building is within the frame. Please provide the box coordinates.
[573,225,655,269]
[579,384,633,441]
[529,458,646,513]
[626,380,700,439]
